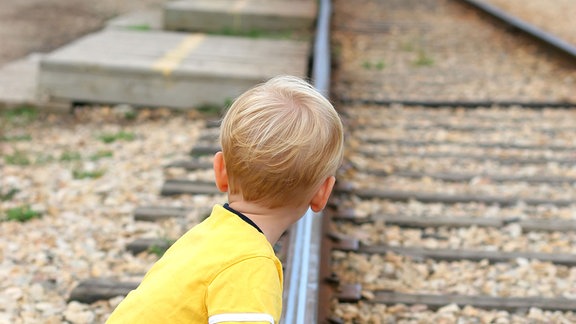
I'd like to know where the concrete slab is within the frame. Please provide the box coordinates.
[0,54,39,108]
[106,8,164,31]
[37,29,310,108]
[164,0,316,33]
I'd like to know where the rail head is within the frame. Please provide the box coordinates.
[281,0,333,323]
[460,0,576,60]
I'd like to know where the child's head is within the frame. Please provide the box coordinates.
[219,75,344,209]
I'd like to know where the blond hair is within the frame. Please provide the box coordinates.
[219,75,344,208]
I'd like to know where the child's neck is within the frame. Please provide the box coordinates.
[228,198,309,245]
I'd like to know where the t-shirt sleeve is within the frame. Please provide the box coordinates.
[206,256,282,324]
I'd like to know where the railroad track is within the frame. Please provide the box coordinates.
[321,105,576,323]
[61,0,576,322]
[319,0,576,322]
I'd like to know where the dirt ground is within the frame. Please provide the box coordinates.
[0,0,166,68]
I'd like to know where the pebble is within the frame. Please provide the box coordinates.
[438,303,460,314]
[64,302,95,324]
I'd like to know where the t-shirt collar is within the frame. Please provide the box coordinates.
[223,203,264,234]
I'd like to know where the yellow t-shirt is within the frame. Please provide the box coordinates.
[106,204,283,323]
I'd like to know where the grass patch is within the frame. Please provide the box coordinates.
[196,103,225,116]
[0,188,19,201]
[148,239,174,257]
[98,131,135,144]
[72,169,106,180]
[414,51,434,67]
[216,27,294,39]
[5,205,41,222]
[89,150,114,161]
[195,98,234,117]
[60,151,82,162]
[126,24,151,31]
[3,106,38,124]
[401,42,415,52]
[35,154,55,165]
[4,151,31,166]
[1,134,32,142]
[124,110,138,120]
[224,98,233,109]
[331,42,343,58]
[5,151,55,166]
[362,60,385,71]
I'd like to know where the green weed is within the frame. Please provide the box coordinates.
[60,151,82,162]
[126,24,151,31]
[72,169,106,180]
[98,131,135,144]
[148,239,174,257]
[0,188,19,201]
[401,42,415,52]
[217,27,293,39]
[4,151,31,166]
[5,151,56,165]
[196,98,235,116]
[5,205,41,222]
[331,43,343,59]
[124,110,138,120]
[3,106,37,124]
[1,134,32,142]
[89,150,114,161]
[414,51,434,67]
[224,98,234,109]
[362,60,385,71]
[196,103,225,116]
[35,154,55,165]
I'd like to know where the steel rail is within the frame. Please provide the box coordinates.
[460,0,576,60]
[281,0,332,323]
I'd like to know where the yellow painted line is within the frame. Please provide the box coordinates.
[231,0,249,12]
[230,0,249,30]
[153,34,205,76]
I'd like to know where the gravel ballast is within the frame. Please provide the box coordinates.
[0,107,220,323]
[330,0,576,321]
[331,0,576,103]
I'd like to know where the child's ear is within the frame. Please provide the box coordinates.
[309,176,336,212]
[213,151,229,192]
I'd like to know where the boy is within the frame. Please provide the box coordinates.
[106,75,344,323]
